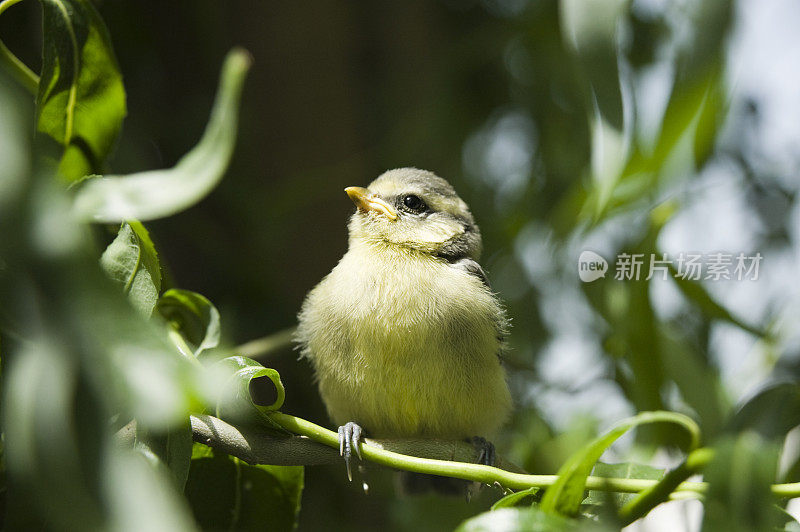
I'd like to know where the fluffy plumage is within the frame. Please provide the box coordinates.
[296,168,511,444]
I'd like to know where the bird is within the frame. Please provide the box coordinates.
[296,168,511,493]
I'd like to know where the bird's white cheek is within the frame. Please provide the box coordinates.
[410,219,463,249]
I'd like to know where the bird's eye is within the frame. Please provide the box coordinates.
[402,194,426,212]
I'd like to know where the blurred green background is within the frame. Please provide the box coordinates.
[2,0,799,529]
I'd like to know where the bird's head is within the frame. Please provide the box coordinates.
[345,168,482,260]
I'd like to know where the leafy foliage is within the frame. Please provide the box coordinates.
[157,289,221,357]
[36,0,126,182]
[0,13,300,529]
[539,411,698,516]
[1,0,798,530]
[701,433,783,531]
[584,462,665,508]
[101,221,161,316]
[727,382,800,440]
[72,49,251,223]
[186,444,304,531]
[212,355,287,427]
[491,487,540,510]
[135,420,194,492]
[456,506,603,532]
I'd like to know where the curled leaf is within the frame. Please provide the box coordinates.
[156,289,220,357]
[213,356,286,425]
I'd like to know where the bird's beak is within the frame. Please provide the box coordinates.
[345,187,398,221]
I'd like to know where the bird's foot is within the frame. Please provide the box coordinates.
[470,436,496,467]
[338,421,364,481]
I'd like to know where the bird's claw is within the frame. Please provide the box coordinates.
[471,436,496,467]
[338,421,364,481]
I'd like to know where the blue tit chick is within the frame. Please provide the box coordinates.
[296,168,512,489]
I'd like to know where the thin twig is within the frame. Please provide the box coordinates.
[234,327,296,360]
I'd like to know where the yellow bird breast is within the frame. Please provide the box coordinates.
[297,242,512,440]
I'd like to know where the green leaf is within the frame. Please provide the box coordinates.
[658,325,729,438]
[3,340,105,529]
[583,461,665,508]
[185,444,303,531]
[560,0,627,131]
[134,420,193,492]
[775,505,800,531]
[663,0,730,170]
[702,432,783,531]
[540,411,700,517]
[668,264,766,338]
[617,447,714,526]
[0,0,40,94]
[491,487,540,510]
[100,221,161,316]
[0,68,30,219]
[36,0,126,182]
[726,382,800,440]
[561,0,630,219]
[156,289,220,357]
[0,64,204,531]
[582,1,733,223]
[213,356,286,426]
[584,225,674,442]
[692,74,725,168]
[456,507,594,532]
[72,48,251,222]
[105,446,197,532]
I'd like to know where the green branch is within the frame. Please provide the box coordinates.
[0,0,39,94]
[265,412,708,494]
[190,412,800,505]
